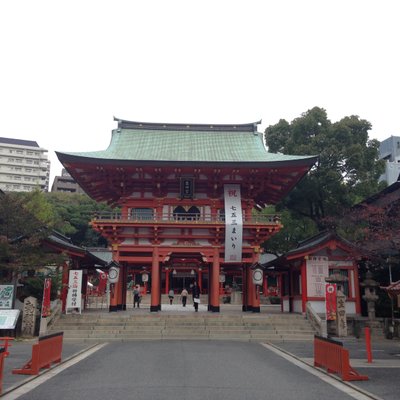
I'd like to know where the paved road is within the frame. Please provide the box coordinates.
[4,341,371,400]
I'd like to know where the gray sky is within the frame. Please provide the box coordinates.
[1,0,399,183]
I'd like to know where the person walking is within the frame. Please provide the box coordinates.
[192,281,200,312]
[133,285,141,308]
[180,288,188,307]
[168,289,175,305]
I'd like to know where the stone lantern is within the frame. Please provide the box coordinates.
[360,270,379,321]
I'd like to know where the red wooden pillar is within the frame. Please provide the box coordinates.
[210,247,220,312]
[109,246,119,312]
[121,265,127,310]
[165,268,169,295]
[198,269,202,292]
[150,247,160,312]
[109,282,118,312]
[353,264,362,314]
[301,261,308,313]
[61,261,70,313]
[247,266,254,311]
[208,264,213,311]
[242,265,248,311]
[252,274,261,313]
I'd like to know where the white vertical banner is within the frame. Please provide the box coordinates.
[306,256,329,297]
[224,184,243,262]
[66,270,83,314]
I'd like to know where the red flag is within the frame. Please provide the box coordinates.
[42,278,52,317]
[325,283,337,321]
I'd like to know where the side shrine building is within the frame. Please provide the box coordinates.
[56,119,317,313]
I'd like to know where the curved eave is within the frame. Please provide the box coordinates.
[56,152,317,206]
[56,152,318,169]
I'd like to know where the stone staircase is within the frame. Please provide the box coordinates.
[49,311,316,343]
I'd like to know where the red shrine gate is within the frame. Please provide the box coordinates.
[57,119,317,313]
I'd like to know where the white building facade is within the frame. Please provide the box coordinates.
[0,137,50,192]
[379,135,400,185]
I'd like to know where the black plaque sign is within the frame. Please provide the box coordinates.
[180,177,194,199]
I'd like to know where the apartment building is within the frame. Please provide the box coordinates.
[379,135,400,185]
[0,137,50,192]
[51,168,85,194]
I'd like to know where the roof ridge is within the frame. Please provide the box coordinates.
[113,117,262,133]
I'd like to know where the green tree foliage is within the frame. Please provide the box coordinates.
[0,191,61,275]
[262,209,319,255]
[45,192,111,247]
[263,107,386,254]
[265,107,385,225]
[0,190,111,278]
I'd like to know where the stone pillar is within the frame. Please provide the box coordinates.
[337,290,348,337]
[22,296,37,336]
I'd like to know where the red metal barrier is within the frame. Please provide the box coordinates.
[12,332,63,375]
[0,337,14,357]
[314,335,368,381]
[0,348,6,394]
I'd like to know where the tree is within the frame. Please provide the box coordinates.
[265,107,385,227]
[0,191,63,277]
[259,208,318,255]
[45,192,111,247]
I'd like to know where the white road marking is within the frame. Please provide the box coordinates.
[261,343,383,400]
[2,343,108,400]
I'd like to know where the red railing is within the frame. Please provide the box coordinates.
[13,332,63,375]
[0,348,6,394]
[314,335,368,381]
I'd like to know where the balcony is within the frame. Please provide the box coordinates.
[92,211,281,226]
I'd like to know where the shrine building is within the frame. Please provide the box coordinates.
[56,118,317,313]
[261,231,363,316]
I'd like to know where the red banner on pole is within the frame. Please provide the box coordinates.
[98,272,108,294]
[42,278,52,317]
[325,283,337,321]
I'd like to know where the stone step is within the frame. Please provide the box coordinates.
[50,311,316,342]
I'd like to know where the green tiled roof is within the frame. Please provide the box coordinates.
[60,121,315,163]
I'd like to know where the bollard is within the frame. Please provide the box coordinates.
[365,327,372,363]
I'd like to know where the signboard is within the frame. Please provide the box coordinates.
[325,283,337,321]
[0,309,20,330]
[41,278,52,317]
[180,177,194,199]
[306,256,329,297]
[224,184,243,262]
[0,285,14,309]
[66,270,82,314]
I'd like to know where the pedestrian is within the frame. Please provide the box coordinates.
[133,285,141,308]
[168,289,174,305]
[180,287,188,307]
[192,281,200,312]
